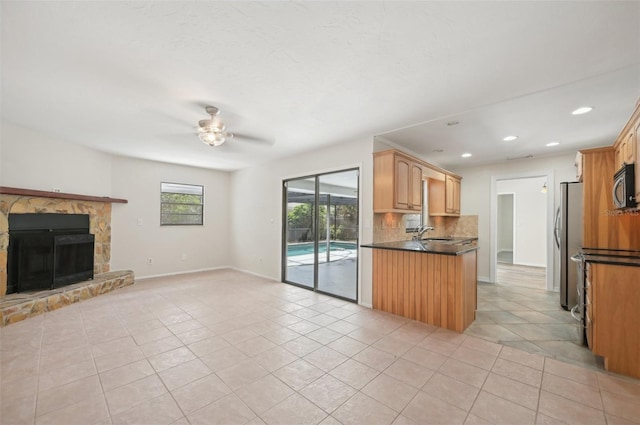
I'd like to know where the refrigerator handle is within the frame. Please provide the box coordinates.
[553,206,561,249]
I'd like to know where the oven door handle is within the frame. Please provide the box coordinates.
[570,304,581,322]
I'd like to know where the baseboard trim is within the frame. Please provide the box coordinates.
[512,262,546,268]
[227,267,279,282]
[136,266,230,280]
[478,276,493,283]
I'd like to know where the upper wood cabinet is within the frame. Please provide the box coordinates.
[612,99,639,177]
[374,149,461,214]
[581,146,640,250]
[445,174,461,214]
[636,118,640,201]
[428,174,461,216]
[373,150,423,213]
[575,151,584,182]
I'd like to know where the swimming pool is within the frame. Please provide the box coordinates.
[287,241,357,256]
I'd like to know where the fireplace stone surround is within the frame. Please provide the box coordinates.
[0,187,128,298]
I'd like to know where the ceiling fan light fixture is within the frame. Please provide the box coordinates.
[199,131,226,146]
[198,105,231,147]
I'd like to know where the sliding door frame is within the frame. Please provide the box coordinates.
[281,167,359,303]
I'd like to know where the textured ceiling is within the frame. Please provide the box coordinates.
[2,2,639,171]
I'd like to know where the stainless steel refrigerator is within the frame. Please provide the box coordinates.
[554,182,583,310]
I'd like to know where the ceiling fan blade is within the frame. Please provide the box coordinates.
[232,132,274,145]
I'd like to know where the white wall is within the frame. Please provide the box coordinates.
[229,137,374,306]
[497,194,514,253]
[110,156,231,277]
[1,122,232,279]
[497,177,547,267]
[1,122,113,195]
[452,152,577,282]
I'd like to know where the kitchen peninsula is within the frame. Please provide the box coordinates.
[361,238,478,332]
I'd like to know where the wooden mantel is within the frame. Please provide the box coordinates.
[0,186,128,204]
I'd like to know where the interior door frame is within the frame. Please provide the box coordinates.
[490,170,555,291]
[281,167,360,303]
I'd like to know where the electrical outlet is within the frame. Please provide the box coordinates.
[181,253,187,261]
[52,188,61,193]
[137,218,143,226]
[147,258,153,265]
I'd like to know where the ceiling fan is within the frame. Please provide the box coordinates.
[198,105,234,146]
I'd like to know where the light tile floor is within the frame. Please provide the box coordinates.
[468,282,599,371]
[1,269,640,425]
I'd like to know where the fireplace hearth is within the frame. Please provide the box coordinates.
[7,213,95,294]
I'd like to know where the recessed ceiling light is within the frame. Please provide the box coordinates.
[461,153,472,158]
[572,106,593,115]
[546,142,560,147]
[503,135,518,142]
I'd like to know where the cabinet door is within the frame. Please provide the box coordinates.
[615,141,625,169]
[445,175,461,214]
[394,155,411,210]
[410,162,423,210]
[636,119,640,200]
[453,178,461,212]
[575,151,584,182]
[623,128,635,165]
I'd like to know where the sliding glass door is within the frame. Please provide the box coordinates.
[283,169,359,302]
[283,177,316,289]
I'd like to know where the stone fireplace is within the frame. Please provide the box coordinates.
[0,187,126,297]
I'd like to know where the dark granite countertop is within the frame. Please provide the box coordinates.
[361,237,479,256]
[579,248,640,267]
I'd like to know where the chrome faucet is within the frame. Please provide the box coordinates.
[412,225,435,240]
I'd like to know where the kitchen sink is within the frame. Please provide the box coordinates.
[422,237,457,244]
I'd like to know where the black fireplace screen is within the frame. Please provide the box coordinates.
[7,213,95,294]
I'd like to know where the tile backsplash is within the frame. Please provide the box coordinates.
[372,213,478,243]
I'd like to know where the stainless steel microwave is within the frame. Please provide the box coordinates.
[613,164,637,209]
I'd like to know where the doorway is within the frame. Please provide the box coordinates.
[497,193,514,265]
[282,168,359,302]
[492,175,551,290]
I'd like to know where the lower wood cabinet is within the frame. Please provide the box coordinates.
[588,262,640,379]
[372,249,477,332]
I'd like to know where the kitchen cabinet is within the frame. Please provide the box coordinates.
[614,128,635,171]
[445,175,461,214]
[371,248,477,332]
[612,99,639,198]
[373,150,423,213]
[428,174,461,216]
[636,118,640,201]
[587,262,640,379]
[581,147,616,248]
[575,151,583,182]
[580,146,640,249]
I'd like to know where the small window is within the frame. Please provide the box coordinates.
[161,182,204,225]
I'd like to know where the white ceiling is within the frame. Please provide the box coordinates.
[2,2,639,171]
